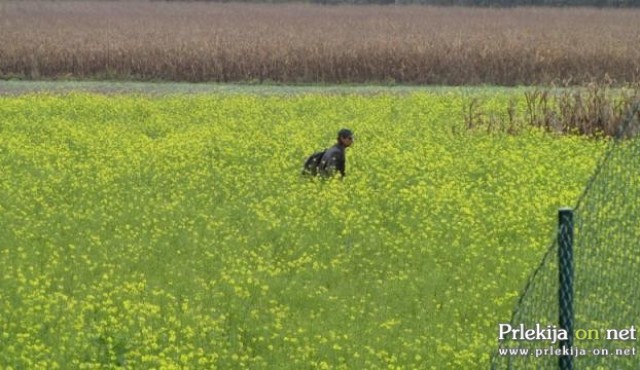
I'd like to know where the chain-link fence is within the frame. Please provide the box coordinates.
[491,103,640,369]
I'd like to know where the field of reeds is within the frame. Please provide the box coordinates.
[1,2,640,85]
[466,83,640,137]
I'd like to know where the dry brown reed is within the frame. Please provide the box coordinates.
[1,2,640,85]
[466,84,640,137]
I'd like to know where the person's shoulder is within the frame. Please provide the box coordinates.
[324,145,340,155]
[330,143,346,152]
[320,145,339,163]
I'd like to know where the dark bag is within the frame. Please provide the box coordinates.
[301,150,326,176]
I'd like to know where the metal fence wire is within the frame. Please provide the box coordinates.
[491,102,640,369]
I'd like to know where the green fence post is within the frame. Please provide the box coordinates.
[558,208,574,370]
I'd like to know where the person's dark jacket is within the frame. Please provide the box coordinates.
[318,143,346,178]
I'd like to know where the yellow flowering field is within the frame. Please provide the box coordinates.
[0,92,605,369]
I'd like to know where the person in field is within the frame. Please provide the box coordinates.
[302,128,354,179]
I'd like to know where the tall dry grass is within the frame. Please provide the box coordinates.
[1,2,639,85]
[465,84,640,137]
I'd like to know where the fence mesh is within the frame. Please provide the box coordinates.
[491,103,640,369]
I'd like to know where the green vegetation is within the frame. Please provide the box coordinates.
[0,91,607,368]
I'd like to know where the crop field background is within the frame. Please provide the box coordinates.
[0,91,607,368]
[1,2,640,85]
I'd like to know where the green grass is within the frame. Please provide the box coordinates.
[0,91,606,369]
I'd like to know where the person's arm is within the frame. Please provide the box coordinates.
[321,149,340,177]
[336,155,345,177]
